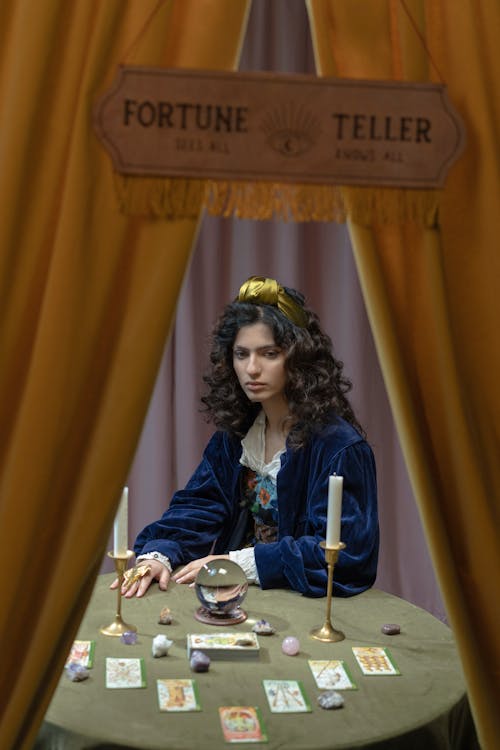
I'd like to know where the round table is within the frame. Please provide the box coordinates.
[37,574,478,750]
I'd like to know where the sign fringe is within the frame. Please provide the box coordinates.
[114,175,440,226]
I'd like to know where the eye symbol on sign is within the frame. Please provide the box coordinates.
[260,103,321,158]
[266,129,314,157]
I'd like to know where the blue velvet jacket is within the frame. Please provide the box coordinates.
[134,414,379,598]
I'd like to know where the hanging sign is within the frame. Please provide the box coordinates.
[94,66,465,189]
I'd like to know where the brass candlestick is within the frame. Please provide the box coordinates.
[100,550,137,636]
[310,541,346,642]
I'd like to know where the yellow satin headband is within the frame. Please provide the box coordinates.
[237,276,308,328]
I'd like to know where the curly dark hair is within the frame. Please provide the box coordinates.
[201,286,365,448]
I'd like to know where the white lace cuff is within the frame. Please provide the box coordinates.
[136,552,172,573]
[229,548,260,584]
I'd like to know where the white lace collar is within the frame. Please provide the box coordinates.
[239,411,284,481]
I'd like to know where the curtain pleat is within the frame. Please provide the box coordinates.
[0,1,250,748]
[307,1,500,747]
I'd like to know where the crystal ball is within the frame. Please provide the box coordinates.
[194,559,248,616]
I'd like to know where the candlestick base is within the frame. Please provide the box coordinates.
[100,615,138,637]
[310,621,345,643]
[310,541,346,643]
[100,550,137,637]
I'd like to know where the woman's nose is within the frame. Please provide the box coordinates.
[246,354,261,375]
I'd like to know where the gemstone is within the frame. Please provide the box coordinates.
[158,606,173,625]
[281,636,300,655]
[317,690,344,710]
[65,663,90,682]
[252,619,275,635]
[190,649,210,672]
[120,631,138,645]
[152,634,173,657]
[381,623,401,635]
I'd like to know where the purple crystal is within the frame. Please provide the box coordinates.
[120,630,138,645]
[65,663,90,682]
[190,649,210,672]
[252,619,275,635]
[281,636,300,656]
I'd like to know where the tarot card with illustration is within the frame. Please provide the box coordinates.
[105,657,146,688]
[352,646,401,675]
[219,706,268,743]
[65,640,95,668]
[157,679,201,711]
[262,680,311,713]
[308,659,357,690]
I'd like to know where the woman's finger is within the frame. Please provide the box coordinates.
[135,573,155,598]
[158,568,171,591]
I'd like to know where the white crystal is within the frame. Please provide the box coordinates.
[317,690,344,710]
[152,634,173,657]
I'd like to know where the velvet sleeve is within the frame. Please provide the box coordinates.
[133,432,241,569]
[254,439,379,598]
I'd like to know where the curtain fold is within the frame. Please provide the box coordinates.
[0,2,250,748]
[307,1,500,747]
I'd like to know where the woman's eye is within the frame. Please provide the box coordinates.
[265,350,279,358]
[234,350,246,360]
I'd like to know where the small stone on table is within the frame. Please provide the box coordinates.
[65,663,90,682]
[281,636,300,656]
[158,606,172,625]
[381,623,401,635]
[252,619,275,635]
[190,649,210,673]
[120,631,138,645]
[152,634,173,657]
[317,690,344,710]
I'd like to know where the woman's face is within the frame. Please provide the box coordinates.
[232,322,287,407]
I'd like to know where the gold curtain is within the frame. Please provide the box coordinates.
[307,1,500,748]
[0,1,250,748]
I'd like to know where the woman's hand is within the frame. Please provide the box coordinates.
[110,560,171,598]
[172,555,230,586]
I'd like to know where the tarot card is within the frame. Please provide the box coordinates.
[352,646,400,675]
[308,660,357,690]
[65,640,95,668]
[105,657,146,688]
[157,679,201,711]
[219,706,268,743]
[262,680,311,713]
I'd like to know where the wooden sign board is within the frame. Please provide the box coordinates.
[94,66,465,189]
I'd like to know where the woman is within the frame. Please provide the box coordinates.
[120,276,379,599]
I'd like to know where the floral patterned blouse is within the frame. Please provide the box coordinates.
[241,468,279,544]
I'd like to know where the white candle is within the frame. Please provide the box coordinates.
[326,475,343,547]
[113,486,129,557]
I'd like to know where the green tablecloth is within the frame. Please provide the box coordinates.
[37,574,478,750]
